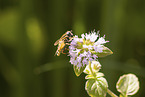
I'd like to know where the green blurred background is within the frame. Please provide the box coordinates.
[0,0,145,97]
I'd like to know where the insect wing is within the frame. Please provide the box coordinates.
[54,31,74,56]
[54,32,68,46]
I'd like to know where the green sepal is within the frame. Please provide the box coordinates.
[94,46,113,57]
[116,73,139,96]
[73,65,86,76]
[85,77,108,97]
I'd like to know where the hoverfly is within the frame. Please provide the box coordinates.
[54,31,73,56]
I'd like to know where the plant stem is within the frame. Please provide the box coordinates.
[107,89,118,97]
[89,61,96,77]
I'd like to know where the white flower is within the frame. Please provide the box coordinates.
[68,30,109,68]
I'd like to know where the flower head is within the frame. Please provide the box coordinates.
[68,30,109,68]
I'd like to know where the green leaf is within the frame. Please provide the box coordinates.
[85,77,108,97]
[116,74,140,96]
[85,74,96,79]
[73,65,86,76]
[96,73,104,78]
[96,46,113,57]
[85,73,104,80]
[83,61,101,75]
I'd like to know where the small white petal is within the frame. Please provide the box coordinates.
[83,44,88,48]
[74,60,78,66]
[95,37,109,45]
[69,57,75,64]
[76,55,82,63]
[94,45,104,53]
[93,54,98,59]
[70,40,76,45]
[69,45,75,50]
[79,38,83,42]
[81,33,85,39]
[82,58,88,66]
[90,32,98,42]
[87,51,92,58]
[82,51,88,57]
[89,58,93,61]
[77,62,82,67]
[88,45,93,50]
[85,33,91,40]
